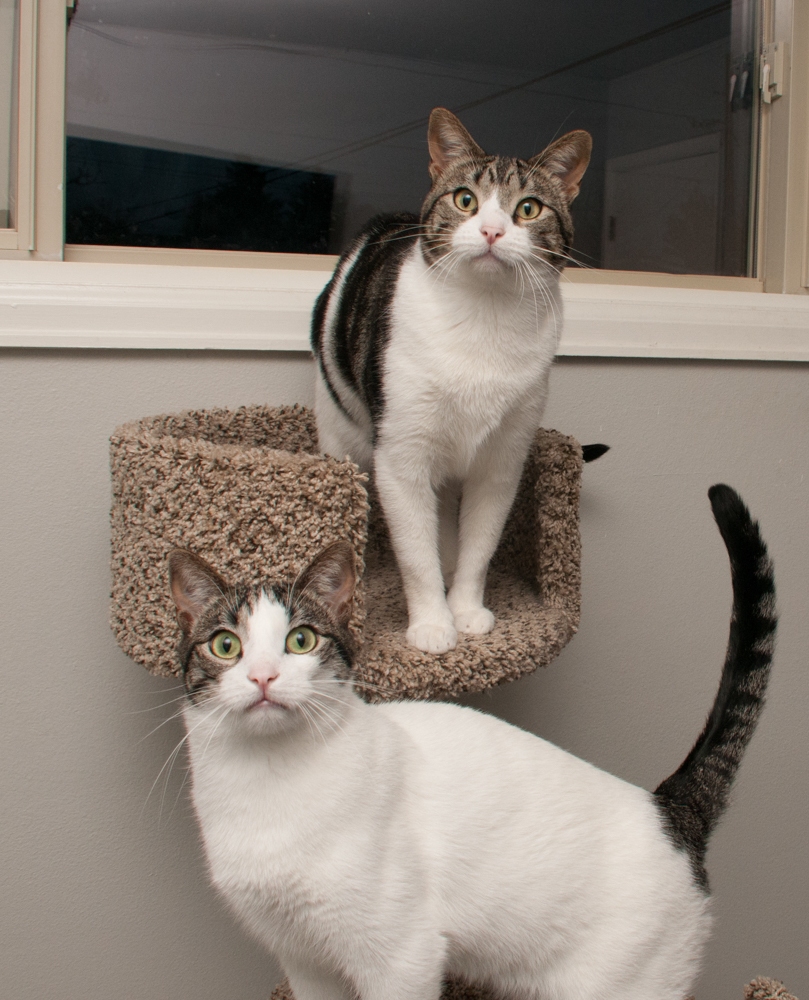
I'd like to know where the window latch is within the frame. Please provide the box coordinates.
[761,41,787,104]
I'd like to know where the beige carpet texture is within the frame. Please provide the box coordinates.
[110,404,582,700]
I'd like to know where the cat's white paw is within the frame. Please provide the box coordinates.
[451,606,495,635]
[406,621,458,654]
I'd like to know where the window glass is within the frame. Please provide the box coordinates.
[66,0,758,276]
[0,0,18,229]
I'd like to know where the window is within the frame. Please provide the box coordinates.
[61,0,763,282]
[0,0,807,312]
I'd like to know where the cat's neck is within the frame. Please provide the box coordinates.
[402,242,562,350]
[182,692,385,841]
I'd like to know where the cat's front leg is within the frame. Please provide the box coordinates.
[351,942,446,1000]
[283,960,355,1000]
[447,427,535,635]
[374,447,457,653]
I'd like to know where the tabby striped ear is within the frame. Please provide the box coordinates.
[427,108,485,181]
[296,541,356,626]
[532,130,592,202]
[168,549,228,634]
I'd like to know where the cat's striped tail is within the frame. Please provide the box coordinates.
[654,485,777,886]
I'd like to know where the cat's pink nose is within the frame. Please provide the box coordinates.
[248,667,280,697]
[480,224,504,245]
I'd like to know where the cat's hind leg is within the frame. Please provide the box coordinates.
[314,372,374,472]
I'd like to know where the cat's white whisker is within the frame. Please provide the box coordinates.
[137,706,189,742]
[317,676,398,700]
[307,696,372,771]
[296,701,321,745]
[142,700,222,821]
[297,702,329,746]
[159,702,232,824]
[129,694,188,714]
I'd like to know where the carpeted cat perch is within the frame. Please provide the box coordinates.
[110,404,582,701]
[268,974,799,1000]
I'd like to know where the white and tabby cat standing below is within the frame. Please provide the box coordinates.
[311,108,592,653]
[169,485,776,1000]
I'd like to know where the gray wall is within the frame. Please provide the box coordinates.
[0,349,806,1000]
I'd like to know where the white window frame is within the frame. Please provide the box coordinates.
[0,0,808,359]
[0,0,36,253]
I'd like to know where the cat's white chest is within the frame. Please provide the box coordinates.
[382,249,559,472]
[184,711,427,960]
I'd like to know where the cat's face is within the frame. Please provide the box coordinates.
[420,108,591,280]
[168,542,357,736]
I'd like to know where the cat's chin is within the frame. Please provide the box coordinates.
[235,697,300,736]
[469,249,509,272]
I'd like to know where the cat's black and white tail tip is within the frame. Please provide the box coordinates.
[582,443,609,463]
[654,484,777,887]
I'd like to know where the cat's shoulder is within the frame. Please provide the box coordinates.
[344,212,422,263]
[375,699,530,747]
[356,211,421,240]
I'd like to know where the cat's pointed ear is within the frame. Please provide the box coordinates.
[296,541,357,626]
[168,549,228,634]
[531,130,592,202]
[428,108,485,181]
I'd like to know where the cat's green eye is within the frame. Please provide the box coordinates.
[286,626,319,655]
[209,630,242,659]
[515,198,542,220]
[453,188,478,213]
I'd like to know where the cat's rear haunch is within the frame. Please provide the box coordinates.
[168,485,776,1000]
[312,108,592,654]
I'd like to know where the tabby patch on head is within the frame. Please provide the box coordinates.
[168,542,357,725]
[420,107,591,274]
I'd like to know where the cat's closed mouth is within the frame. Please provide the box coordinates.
[473,248,506,265]
[248,697,288,712]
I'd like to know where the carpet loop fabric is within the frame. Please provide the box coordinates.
[270,976,799,1000]
[110,404,582,700]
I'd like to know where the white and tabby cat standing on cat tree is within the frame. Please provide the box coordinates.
[312,108,591,653]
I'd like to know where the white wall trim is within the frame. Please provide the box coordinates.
[1,259,809,360]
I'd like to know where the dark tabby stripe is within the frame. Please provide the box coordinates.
[654,484,777,889]
[311,212,421,425]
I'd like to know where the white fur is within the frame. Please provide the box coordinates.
[316,198,562,653]
[184,594,711,1000]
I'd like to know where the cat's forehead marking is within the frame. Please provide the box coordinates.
[461,157,544,208]
[244,591,290,656]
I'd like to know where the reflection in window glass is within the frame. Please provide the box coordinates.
[0,0,19,229]
[66,138,335,252]
[66,0,758,276]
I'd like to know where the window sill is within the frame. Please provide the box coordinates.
[0,259,808,361]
